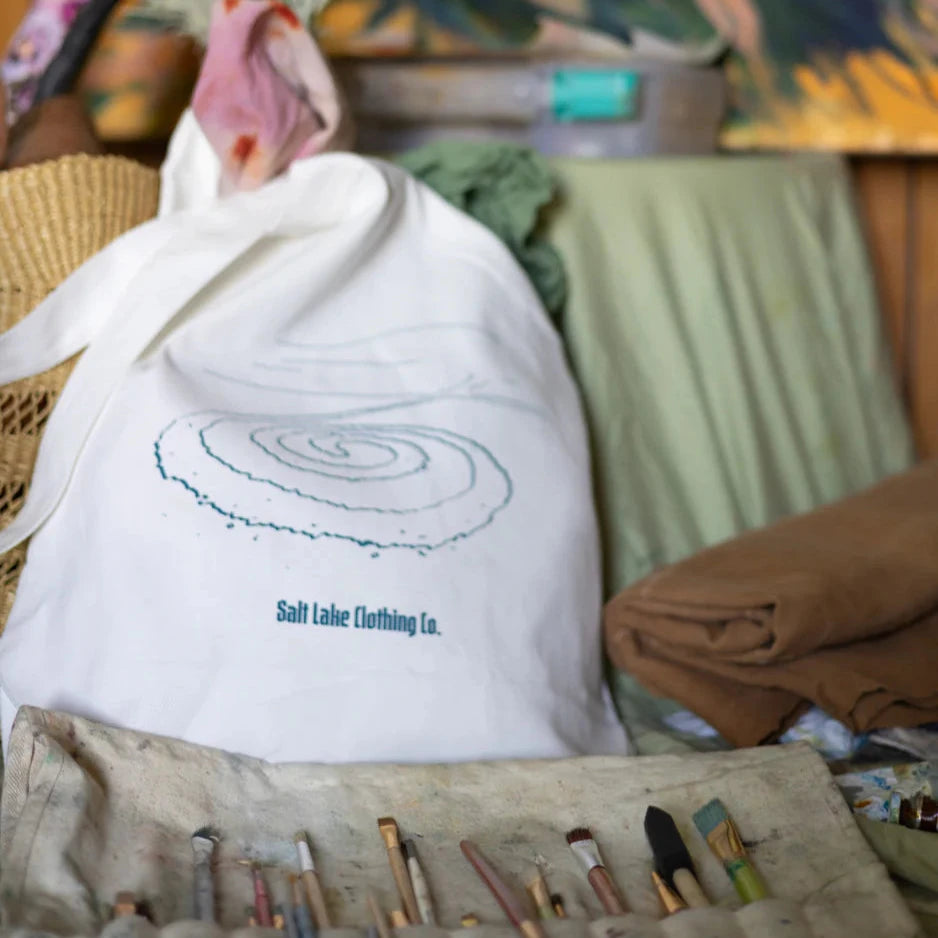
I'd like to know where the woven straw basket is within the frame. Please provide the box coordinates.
[0,154,159,631]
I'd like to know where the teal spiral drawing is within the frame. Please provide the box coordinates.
[153,324,527,550]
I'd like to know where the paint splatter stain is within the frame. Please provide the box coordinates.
[271,2,300,28]
[224,0,239,11]
[230,133,257,166]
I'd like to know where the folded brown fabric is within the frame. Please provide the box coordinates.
[604,460,938,747]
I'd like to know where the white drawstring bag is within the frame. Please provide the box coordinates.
[0,114,628,763]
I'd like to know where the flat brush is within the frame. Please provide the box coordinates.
[378,817,420,925]
[295,830,331,927]
[565,828,628,916]
[460,840,546,938]
[402,838,437,925]
[692,800,768,904]
[190,826,219,922]
[644,806,709,908]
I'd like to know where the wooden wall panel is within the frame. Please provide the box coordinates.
[852,158,911,391]
[853,157,938,459]
[909,164,938,459]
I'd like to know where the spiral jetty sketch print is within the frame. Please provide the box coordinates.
[154,325,523,550]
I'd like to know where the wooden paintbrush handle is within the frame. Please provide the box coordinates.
[388,845,421,924]
[588,866,628,915]
[301,869,331,927]
[408,856,436,925]
[673,869,710,908]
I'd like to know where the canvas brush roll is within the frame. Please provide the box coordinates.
[0,118,626,763]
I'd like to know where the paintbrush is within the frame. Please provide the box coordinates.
[246,905,259,927]
[565,828,628,916]
[525,870,555,920]
[279,896,300,938]
[692,800,768,904]
[295,830,331,927]
[402,838,436,925]
[368,888,393,938]
[550,895,567,919]
[190,826,219,922]
[251,862,274,926]
[289,873,317,938]
[644,806,709,908]
[650,871,686,915]
[460,840,547,938]
[378,817,420,924]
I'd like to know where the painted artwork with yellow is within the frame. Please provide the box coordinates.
[714,0,938,152]
[6,0,938,150]
[314,0,938,152]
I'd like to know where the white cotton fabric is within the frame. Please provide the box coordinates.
[0,114,627,763]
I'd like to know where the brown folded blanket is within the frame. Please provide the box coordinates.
[604,460,938,748]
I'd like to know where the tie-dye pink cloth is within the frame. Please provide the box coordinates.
[192,0,353,194]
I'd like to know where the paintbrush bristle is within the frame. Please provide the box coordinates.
[191,826,219,843]
[565,827,593,845]
[692,799,730,839]
[295,830,309,844]
[377,816,401,849]
[644,806,695,883]
[566,827,603,874]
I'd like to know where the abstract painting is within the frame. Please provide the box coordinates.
[716,0,938,151]
[315,0,938,152]
[314,0,721,60]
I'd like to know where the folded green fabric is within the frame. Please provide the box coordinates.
[856,815,938,894]
[546,156,915,756]
[396,141,566,319]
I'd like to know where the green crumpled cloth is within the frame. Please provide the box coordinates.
[396,141,566,319]
[855,816,938,936]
